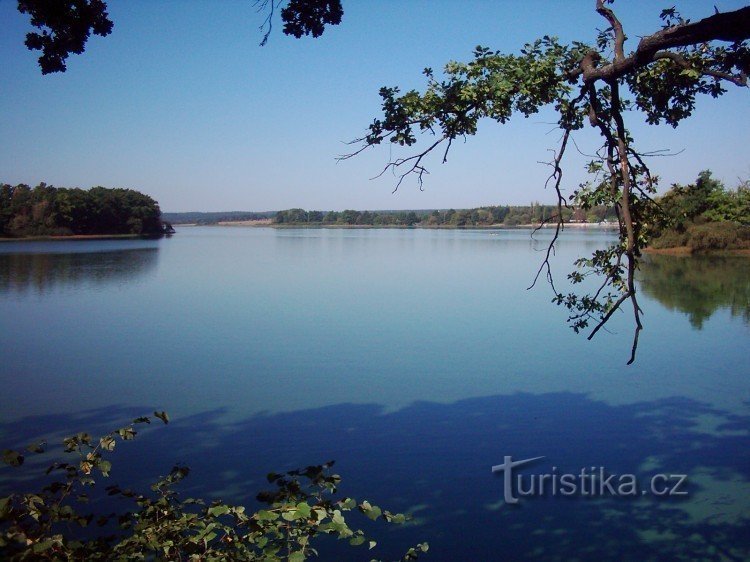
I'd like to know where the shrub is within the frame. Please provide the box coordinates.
[650,229,687,249]
[687,222,749,252]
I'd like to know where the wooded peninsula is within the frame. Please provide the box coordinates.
[0,183,173,238]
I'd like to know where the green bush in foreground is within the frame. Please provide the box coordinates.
[0,413,427,561]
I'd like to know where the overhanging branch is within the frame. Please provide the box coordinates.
[569,6,750,84]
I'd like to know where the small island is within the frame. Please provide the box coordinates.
[0,183,173,239]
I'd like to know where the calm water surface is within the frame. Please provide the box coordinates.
[1,227,748,560]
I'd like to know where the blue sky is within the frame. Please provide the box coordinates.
[1,1,748,212]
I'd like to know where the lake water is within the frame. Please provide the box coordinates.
[1,227,748,560]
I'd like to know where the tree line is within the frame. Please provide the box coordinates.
[274,204,618,227]
[0,183,172,237]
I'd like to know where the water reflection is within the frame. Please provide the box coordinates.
[639,254,750,328]
[0,248,159,295]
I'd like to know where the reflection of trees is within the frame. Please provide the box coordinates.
[0,248,158,294]
[639,254,750,329]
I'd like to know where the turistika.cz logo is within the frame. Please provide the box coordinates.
[491,456,688,504]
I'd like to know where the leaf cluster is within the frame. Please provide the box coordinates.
[18,0,113,74]
[363,38,583,150]
[0,413,427,561]
[281,0,343,39]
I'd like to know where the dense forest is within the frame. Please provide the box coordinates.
[650,171,750,251]
[274,204,617,227]
[0,183,172,237]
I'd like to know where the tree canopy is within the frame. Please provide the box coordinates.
[649,171,750,251]
[0,183,171,237]
[16,0,344,73]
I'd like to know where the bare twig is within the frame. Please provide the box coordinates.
[255,0,281,47]
[366,137,446,193]
[528,127,573,292]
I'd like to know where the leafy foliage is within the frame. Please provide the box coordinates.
[658,171,750,228]
[281,0,343,39]
[17,0,113,74]
[17,0,345,72]
[0,413,427,561]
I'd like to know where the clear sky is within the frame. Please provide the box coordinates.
[1,1,748,212]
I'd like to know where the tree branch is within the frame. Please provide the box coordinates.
[528,127,572,293]
[369,137,446,193]
[570,6,750,84]
[653,51,748,86]
[596,0,626,62]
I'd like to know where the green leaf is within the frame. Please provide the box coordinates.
[339,497,356,510]
[207,504,230,517]
[25,441,46,454]
[31,539,56,553]
[364,505,381,521]
[331,509,345,525]
[154,411,169,424]
[288,552,305,562]
[99,436,116,451]
[349,535,366,546]
[256,509,279,521]
[117,427,136,440]
[2,449,24,467]
[0,496,11,518]
[295,502,311,519]
[282,510,299,521]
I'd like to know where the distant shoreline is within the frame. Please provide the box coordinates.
[4,227,748,256]
[176,221,620,230]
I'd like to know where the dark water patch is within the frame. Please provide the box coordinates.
[0,247,159,295]
[2,392,748,561]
